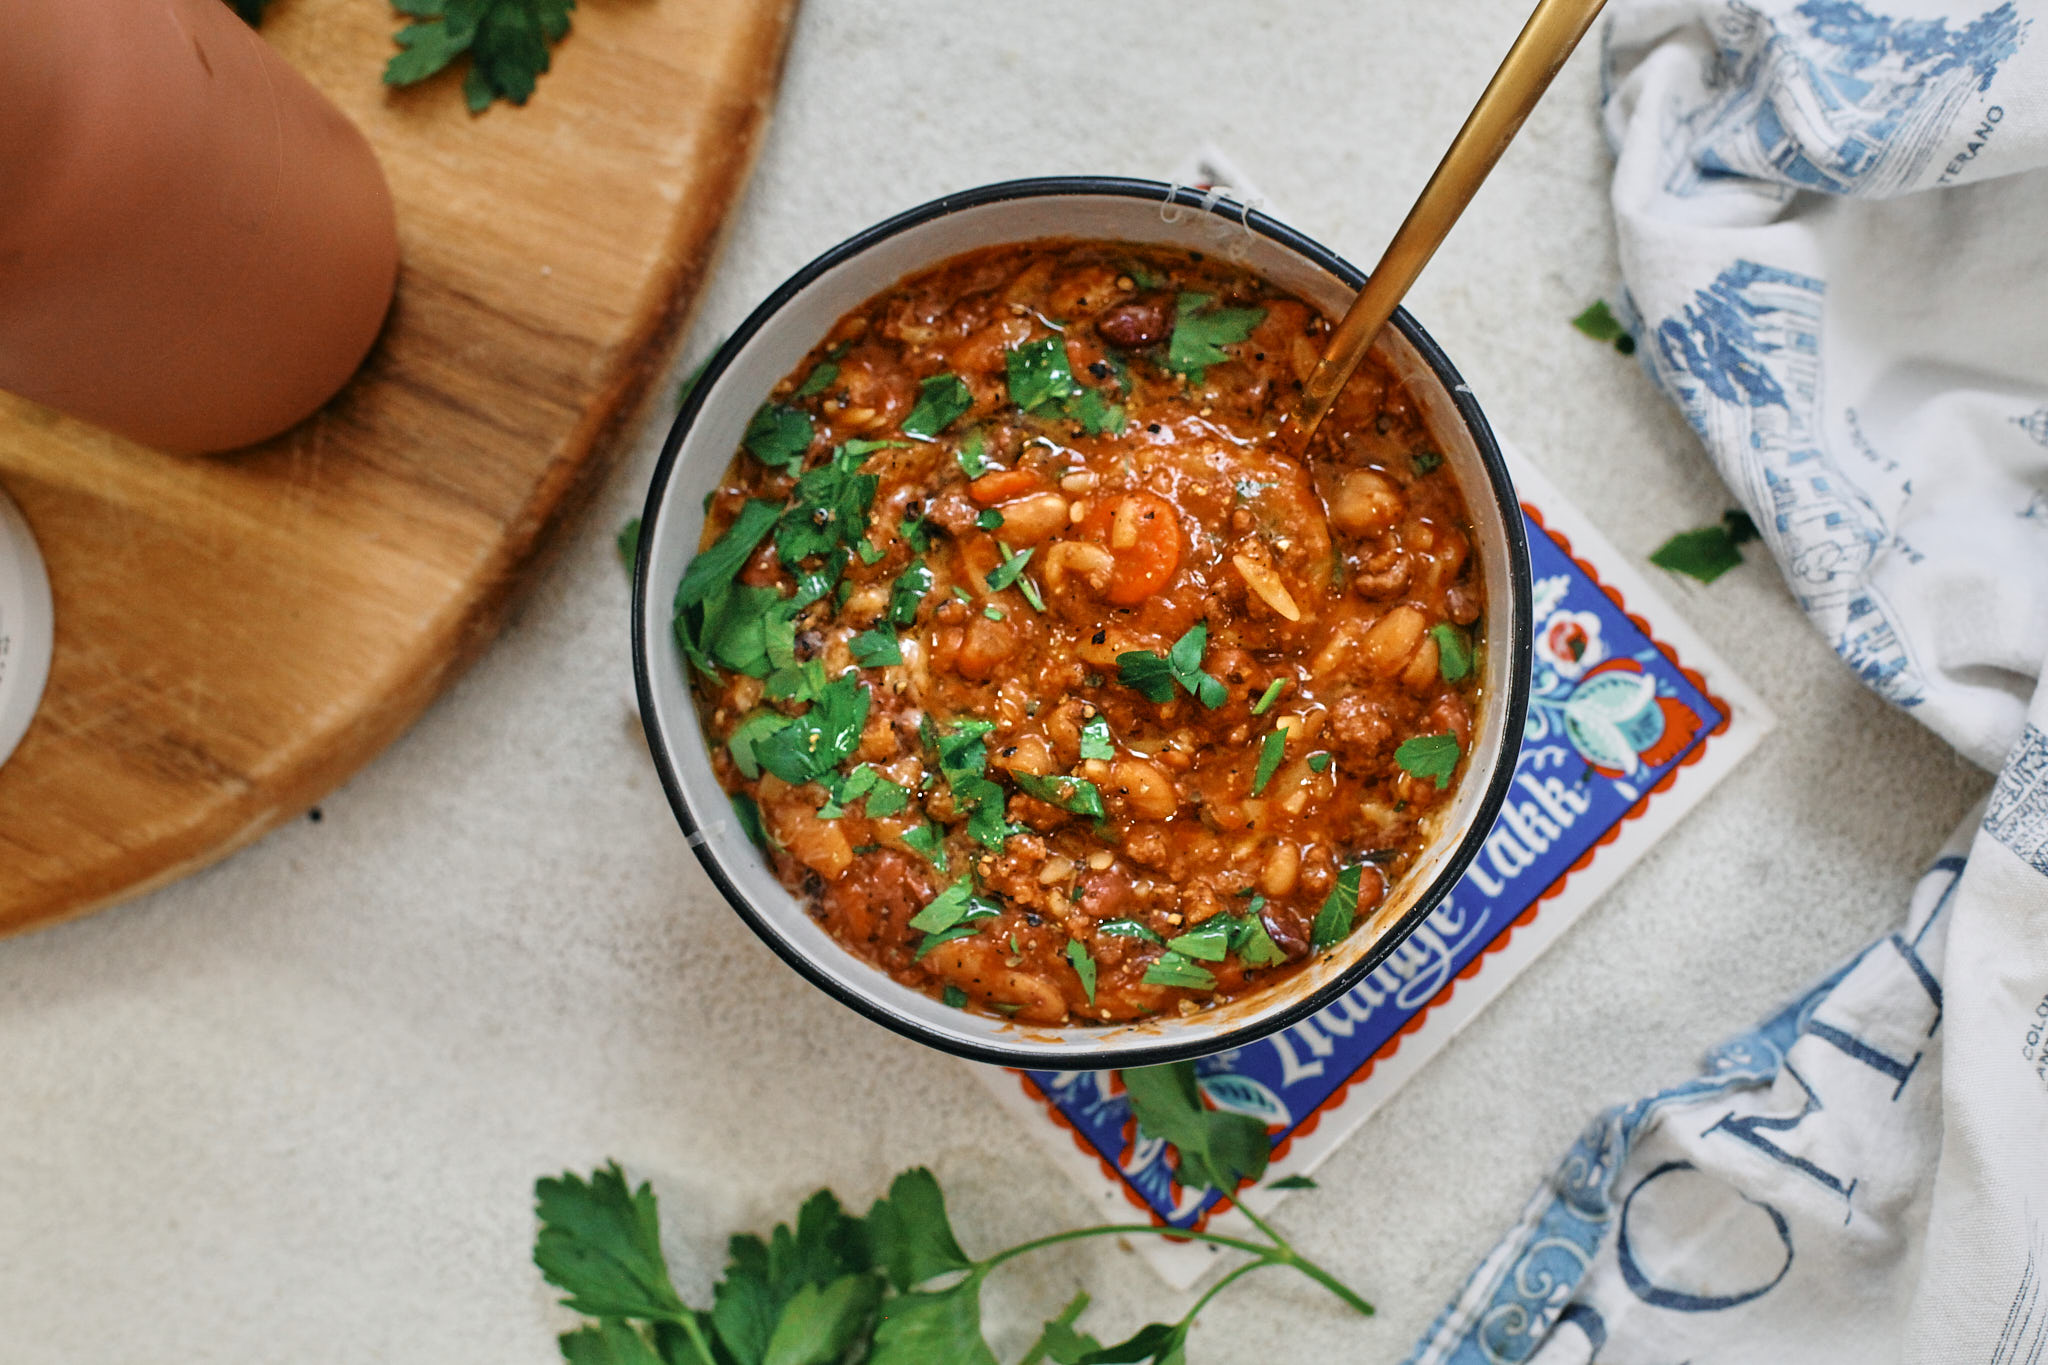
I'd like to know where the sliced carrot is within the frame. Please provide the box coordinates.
[1078,493,1182,605]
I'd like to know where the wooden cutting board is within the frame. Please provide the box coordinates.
[0,0,798,934]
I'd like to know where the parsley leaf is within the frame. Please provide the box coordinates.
[850,629,903,667]
[985,542,1034,593]
[1311,863,1363,953]
[928,721,1017,850]
[975,508,1004,531]
[1023,1292,1097,1365]
[1066,940,1097,1004]
[1166,292,1265,377]
[906,879,1000,935]
[794,361,839,399]
[1140,951,1217,990]
[1394,732,1460,789]
[1119,624,1227,708]
[1267,1174,1319,1191]
[1080,1321,1186,1365]
[1411,450,1443,475]
[942,984,968,1008]
[1115,651,1177,704]
[776,444,880,567]
[384,0,578,113]
[731,792,769,849]
[1079,715,1116,762]
[1120,1061,1270,1191]
[1306,751,1333,774]
[1650,510,1760,584]
[1571,299,1638,355]
[1006,337,1081,413]
[675,500,780,612]
[1010,772,1107,823]
[533,1163,687,1321]
[1431,623,1473,682]
[1252,728,1287,795]
[887,558,933,627]
[863,1167,972,1291]
[1068,387,1126,437]
[1165,920,1230,962]
[615,517,642,574]
[902,373,973,439]
[1098,918,1163,945]
[956,428,991,479]
[1234,915,1289,969]
[760,1274,884,1365]
[751,676,871,786]
[870,1282,997,1365]
[1250,678,1286,715]
[744,403,815,471]
[901,821,949,871]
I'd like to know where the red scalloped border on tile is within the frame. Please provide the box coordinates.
[1011,502,1737,1232]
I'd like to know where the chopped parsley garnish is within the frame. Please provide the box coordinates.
[745,675,871,786]
[794,360,839,398]
[764,660,826,703]
[898,514,932,553]
[1250,678,1287,715]
[1006,337,1082,414]
[855,537,885,566]
[775,443,880,566]
[1307,751,1333,773]
[672,499,782,675]
[1311,863,1364,953]
[1268,1174,1320,1191]
[1651,510,1760,584]
[942,984,969,1008]
[1571,299,1637,355]
[1079,715,1116,761]
[1431,623,1473,682]
[975,508,1004,531]
[916,923,984,958]
[1098,918,1162,944]
[1010,771,1107,823]
[901,821,948,870]
[985,542,1035,593]
[1017,577,1047,613]
[818,763,908,819]
[982,605,1004,621]
[929,720,1018,850]
[1411,450,1443,475]
[1069,386,1126,437]
[956,427,992,478]
[1066,940,1097,1004]
[615,517,641,573]
[887,558,933,626]
[849,628,903,667]
[1166,292,1265,379]
[1141,951,1218,990]
[1252,728,1288,795]
[1165,921,1230,962]
[908,878,1001,935]
[1394,732,1460,789]
[902,372,973,439]
[1116,651,1177,704]
[729,792,768,849]
[743,402,814,470]
[1117,621,1228,708]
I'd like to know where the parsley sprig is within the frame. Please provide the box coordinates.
[1165,293,1265,382]
[1116,622,1229,709]
[384,0,576,113]
[533,1155,1369,1365]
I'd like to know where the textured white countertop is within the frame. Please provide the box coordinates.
[0,2,1994,1359]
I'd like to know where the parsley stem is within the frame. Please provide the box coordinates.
[975,1221,1371,1316]
[1019,1289,1091,1365]
[1181,1258,1269,1324]
[671,1312,720,1365]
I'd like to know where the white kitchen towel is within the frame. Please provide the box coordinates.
[1407,2,2048,1360]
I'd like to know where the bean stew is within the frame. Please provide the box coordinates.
[676,241,1484,1026]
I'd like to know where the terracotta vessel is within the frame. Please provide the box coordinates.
[0,0,399,454]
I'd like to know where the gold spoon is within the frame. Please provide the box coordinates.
[1293,0,1611,446]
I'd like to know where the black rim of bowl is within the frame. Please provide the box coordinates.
[633,175,1534,1070]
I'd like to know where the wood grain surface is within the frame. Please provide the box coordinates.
[0,0,797,934]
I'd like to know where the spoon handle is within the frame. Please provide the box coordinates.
[1294,0,1609,444]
